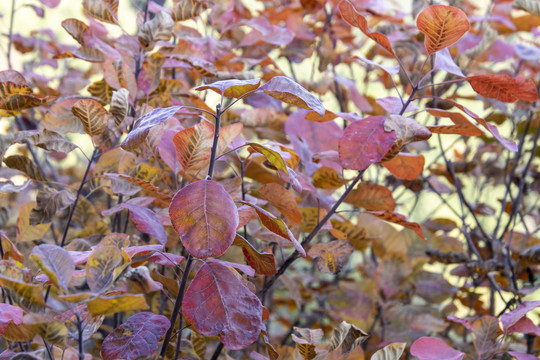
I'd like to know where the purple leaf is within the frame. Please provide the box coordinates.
[121,106,182,150]
[260,76,325,116]
[501,301,540,331]
[434,48,465,77]
[120,203,168,245]
[101,312,169,360]
[508,352,540,360]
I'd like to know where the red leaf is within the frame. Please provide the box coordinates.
[467,74,538,103]
[233,235,277,276]
[101,312,169,360]
[121,106,182,150]
[440,98,517,152]
[239,201,306,257]
[411,337,465,360]
[382,153,425,180]
[506,317,540,336]
[120,203,168,245]
[338,0,395,56]
[0,303,23,337]
[501,300,540,331]
[426,109,483,136]
[339,116,396,171]
[416,5,470,55]
[260,76,325,116]
[183,262,263,350]
[194,78,261,98]
[508,352,540,360]
[368,210,425,240]
[169,180,238,258]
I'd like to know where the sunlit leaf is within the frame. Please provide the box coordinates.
[16,202,50,242]
[260,76,325,116]
[195,78,262,98]
[258,183,302,224]
[110,88,129,126]
[30,244,74,292]
[173,120,214,173]
[172,0,209,21]
[466,75,538,103]
[248,143,289,174]
[101,312,169,360]
[183,262,263,350]
[339,116,396,171]
[169,180,238,258]
[71,99,108,136]
[312,166,344,190]
[416,5,470,55]
[87,294,149,316]
[344,182,395,211]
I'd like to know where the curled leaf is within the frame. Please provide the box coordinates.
[260,76,325,116]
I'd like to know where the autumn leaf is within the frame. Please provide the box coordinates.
[308,239,354,274]
[382,153,425,180]
[466,74,538,103]
[233,234,277,275]
[260,76,325,116]
[172,0,209,21]
[344,182,395,211]
[183,262,263,349]
[194,78,262,98]
[411,337,465,360]
[138,11,174,50]
[82,0,118,25]
[416,5,470,55]
[368,211,425,240]
[71,99,108,136]
[258,183,302,224]
[121,106,182,150]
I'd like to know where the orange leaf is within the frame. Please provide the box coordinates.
[233,235,277,275]
[344,182,395,211]
[368,211,425,241]
[466,74,538,103]
[426,109,483,136]
[258,183,302,224]
[308,239,354,274]
[382,153,425,180]
[173,120,214,172]
[338,0,395,56]
[417,5,470,55]
[305,110,338,123]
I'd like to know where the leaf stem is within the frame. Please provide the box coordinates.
[160,255,193,357]
[59,146,99,247]
[206,104,222,179]
[6,0,16,69]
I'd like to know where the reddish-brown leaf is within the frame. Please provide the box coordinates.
[61,18,89,44]
[467,75,538,103]
[194,78,261,98]
[172,0,208,21]
[71,99,108,136]
[382,153,425,180]
[416,5,470,55]
[339,116,396,171]
[183,262,263,350]
[344,182,395,211]
[260,76,325,116]
[120,203,167,245]
[426,109,483,136]
[169,180,238,258]
[82,0,118,25]
[411,337,465,360]
[368,210,425,240]
[233,235,277,275]
[258,183,302,224]
[239,201,306,257]
[338,0,395,56]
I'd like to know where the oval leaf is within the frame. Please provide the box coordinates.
[338,116,396,171]
[382,153,425,180]
[85,245,124,293]
[30,244,74,292]
[258,183,302,224]
[417,5,470,55]
[344,182,395,211]
[411,337,465,360]
[260,76,325,116]
[120,203,168,245]
[169,180,239,258]
[71,99,108,136]
[466,75,538,103]
[194,78,262,98]
[233,235,277,275]
[183,262,263,350]
[371,342,407,360]
[101,312,169,360]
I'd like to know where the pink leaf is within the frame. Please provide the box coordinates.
[339,116,396,171]
[260,76,325,116]
[0,303,23,336]
[501,301,540,331]
[507,317,540,336]
[183,262,263,350]
[411,337,465,360]
[434,48,464,77]
[121,106,182,150]
[120,203,168,245]
[508,352,540,360]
